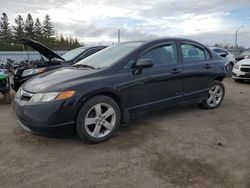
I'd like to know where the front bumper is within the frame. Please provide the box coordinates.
[14,97,76,136]
[232,68,250,80]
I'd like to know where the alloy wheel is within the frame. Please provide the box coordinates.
[84,103,116,138]
[207,85,223,107]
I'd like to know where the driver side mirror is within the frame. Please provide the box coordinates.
[136,59,153,68]
[133,59,154,75]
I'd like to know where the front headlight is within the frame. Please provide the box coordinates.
[233,64,239,69]
[29,91,75,103]
[22,68,46,77]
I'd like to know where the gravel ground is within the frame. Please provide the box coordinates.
[0,78,250,188]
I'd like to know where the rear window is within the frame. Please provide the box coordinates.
[181,44,206,62]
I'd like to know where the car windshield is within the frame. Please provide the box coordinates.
[239,49,250,56]
[62,47,86,61]
[74,42,143,68]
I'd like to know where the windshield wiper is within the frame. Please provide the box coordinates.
[72,64,99,69]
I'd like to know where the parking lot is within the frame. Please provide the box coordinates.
[0,78,249,188]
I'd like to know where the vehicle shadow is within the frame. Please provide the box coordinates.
[13,103,200,151]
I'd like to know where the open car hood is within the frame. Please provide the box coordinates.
[20,39,65,61]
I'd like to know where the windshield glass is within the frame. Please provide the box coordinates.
[240,49,250,56]
[62,47,86,61]
[74,42,143,68]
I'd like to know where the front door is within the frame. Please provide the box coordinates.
[129,42,183,112]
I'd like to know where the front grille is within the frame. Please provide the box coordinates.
[242,64,250,67]
[240,68,250,72]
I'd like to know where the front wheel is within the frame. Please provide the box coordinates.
[199,81,225,109]
[76,95,121,143]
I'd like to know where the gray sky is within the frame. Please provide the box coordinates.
[1,0,250,46]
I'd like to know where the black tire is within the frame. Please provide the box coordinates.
[199,81,225,109]
[76,95,121,143]
[4,92,11,104]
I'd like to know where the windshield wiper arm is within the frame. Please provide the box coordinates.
[72,64,98,69]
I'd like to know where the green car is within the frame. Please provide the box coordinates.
[0,69,11,104]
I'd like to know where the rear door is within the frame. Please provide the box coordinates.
[180,42,215,100]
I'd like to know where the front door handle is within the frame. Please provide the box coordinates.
[170,68,182,74]
[204,64,212,69]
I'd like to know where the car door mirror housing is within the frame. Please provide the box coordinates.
[132,59,153,75]
[136,59,154,69]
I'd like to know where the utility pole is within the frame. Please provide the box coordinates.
[235,25,244,49]
[118,29,120,44]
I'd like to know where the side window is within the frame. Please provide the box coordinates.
[139,43,178,66]
[205,49,212,60]
[181,44,209,63]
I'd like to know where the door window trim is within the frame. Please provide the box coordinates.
[180,42,212,63]
[136,42,179,67]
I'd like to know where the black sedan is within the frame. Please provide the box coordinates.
[12,39,107,91]
[14,38,227,143]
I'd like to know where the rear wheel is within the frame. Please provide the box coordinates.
[199,81,225,109]
[76,95,121,143]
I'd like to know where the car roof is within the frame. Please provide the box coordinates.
[121,38,209,48]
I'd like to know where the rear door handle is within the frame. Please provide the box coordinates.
[204,64,212,69]
[170,68,182,74]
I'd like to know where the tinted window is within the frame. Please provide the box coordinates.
[139,43,177,66]
[181,44,208,62]
[205,50,212,60]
